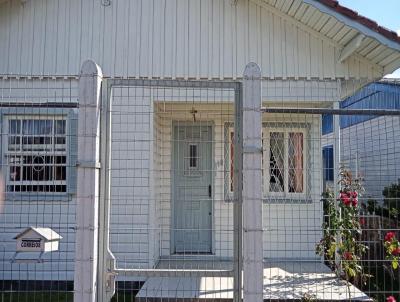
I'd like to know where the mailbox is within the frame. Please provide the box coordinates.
[14,227,62,253]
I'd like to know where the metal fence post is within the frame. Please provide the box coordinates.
[242,63,263,302]
[333,100,342,270]
[74,60,103,302]
[233,82,243,302]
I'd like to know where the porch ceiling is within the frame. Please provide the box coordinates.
[254,0,400,75]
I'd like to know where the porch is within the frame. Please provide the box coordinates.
[152,101,323,259]
[135,260,371,301]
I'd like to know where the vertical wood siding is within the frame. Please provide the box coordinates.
[0,0,382,79]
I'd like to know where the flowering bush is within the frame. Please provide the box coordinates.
[384,231,400,269]
[387,296,397,302]
[316,167,369,291]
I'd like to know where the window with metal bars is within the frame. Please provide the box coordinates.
[264,128,306,197]
[225,124,307,200]
[5,116,68,193]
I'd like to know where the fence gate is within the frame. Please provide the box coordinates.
[92,72,256,302]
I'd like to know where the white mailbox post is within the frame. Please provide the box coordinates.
[12,227,62,262]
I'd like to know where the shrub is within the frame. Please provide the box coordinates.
[383,181,400,218]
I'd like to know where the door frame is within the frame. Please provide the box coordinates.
[170,121,215,254]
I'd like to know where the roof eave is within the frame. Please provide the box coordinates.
[303,0,400,53]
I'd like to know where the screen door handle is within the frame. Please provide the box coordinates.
[208,185,212,198]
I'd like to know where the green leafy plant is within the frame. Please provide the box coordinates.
[366,199,378,215]
[383,181,400,219]
[316,167,369,297]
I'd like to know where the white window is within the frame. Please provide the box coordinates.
[263,128,306,198]
[5,116,68,193]
[225,124,307,200]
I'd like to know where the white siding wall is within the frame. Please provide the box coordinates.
[109,87,156,269]
[0,0,382,79]
[0,79,78,280]
[0,200,76,280]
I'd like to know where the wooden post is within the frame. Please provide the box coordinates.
[242,63,263,302]
[74,60,103,302]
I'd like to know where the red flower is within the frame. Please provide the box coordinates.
[385,232,396,243]
[340,192,351,206]
[359,217,366,226]
[387,296,396,302]
[392,248,400,256]
[352,197,358,207]
[343,251,353,261]
[351,191,358,198]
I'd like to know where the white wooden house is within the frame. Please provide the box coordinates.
[1,0,400,284]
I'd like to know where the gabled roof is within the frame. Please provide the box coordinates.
[260,0,400,74]
[14,227,62,241]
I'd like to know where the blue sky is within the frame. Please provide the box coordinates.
[338,0,400,78]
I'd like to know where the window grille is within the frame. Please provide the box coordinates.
[4,116,67,193]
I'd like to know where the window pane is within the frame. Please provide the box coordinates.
[22,119,53,135]
[37,120,53,135]
[9,120,21,134]
[55,166,66,180]
[288,132,304,193]
[22,120,33,135]
[55,120,66,134]
[189,144,197,168]
[9,165,21,181]
[8,120,21,151]
[323,146,334,182]
[8,136,20,149]
[270,132,284,192]
[321,114,333,135]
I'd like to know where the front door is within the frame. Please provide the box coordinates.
[173,124,213,254]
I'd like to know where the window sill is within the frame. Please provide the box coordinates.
[224,195,313,204]
[263,197,313,204]
[5,193,74,202]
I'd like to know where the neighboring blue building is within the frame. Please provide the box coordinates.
[322,80,400,200]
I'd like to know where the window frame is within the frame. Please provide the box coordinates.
[224,122,309,203]
[263,127,307,200]
[1,108,77,201]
